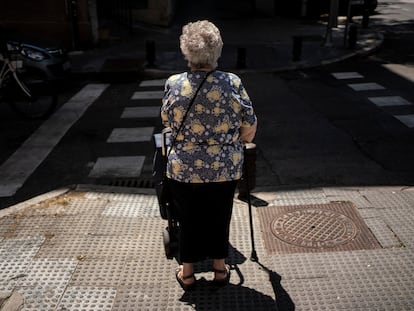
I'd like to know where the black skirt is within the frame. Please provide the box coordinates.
[169,179,238,263]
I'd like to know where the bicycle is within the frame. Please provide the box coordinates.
[0,39,58,119]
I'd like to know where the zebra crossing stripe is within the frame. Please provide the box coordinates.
[348,83,386,91]
[368,96,412,107]
[394,115,414,128]
[332,72,364,79]
[107,127,154,143]
[88,156,145,178]
[383,64,414,83]
[131,90,164,100]
[121,107,160,118]
[0,83,109,197]
[139,79,166,87]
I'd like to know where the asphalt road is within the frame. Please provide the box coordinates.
[1,2,413,209]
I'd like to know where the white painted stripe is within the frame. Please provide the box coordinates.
[107,127,154,143]
[88,156,145,178]
[121,107,160,118]
[383,64,414,83]
[368,96,413,107]
[131,90,164,100]
[331,72,364,79]
[0,84,109,197]
[394,114,414,128]
[139,79,166,87]
[348,83,386,91]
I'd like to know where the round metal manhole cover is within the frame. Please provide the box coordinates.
[270,208,359,248]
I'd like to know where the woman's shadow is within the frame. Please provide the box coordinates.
[179,244,295,311]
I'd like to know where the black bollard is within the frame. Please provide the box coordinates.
[362,9,370,28]
[348,24,357,49]
[236,47,247,69]
[292,36,302,62]
[146,40,156,67]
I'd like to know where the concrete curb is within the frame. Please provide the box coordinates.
[0,188,72,218]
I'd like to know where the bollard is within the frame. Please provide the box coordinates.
[146,40,156,67]
[292,36,302,62]
[238,143,256,200]
[348,24,357,49]
[362,9,370,28]
[236,47,247,69]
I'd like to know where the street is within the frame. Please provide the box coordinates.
[0,0,413,210]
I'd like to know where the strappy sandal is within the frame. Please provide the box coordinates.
[175,266,196,291]
[213,264,231,286]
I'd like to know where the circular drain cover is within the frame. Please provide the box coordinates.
[271,208,358,248]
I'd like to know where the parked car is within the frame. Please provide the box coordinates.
[4,31,71,82]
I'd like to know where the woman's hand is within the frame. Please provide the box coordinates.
[240,122,257,143]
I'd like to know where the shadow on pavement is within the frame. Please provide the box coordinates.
[183,245,295,311]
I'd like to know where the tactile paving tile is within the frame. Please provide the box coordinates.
[55,196,108,216]
[0,237,44,291]
[272,189,329,206]
[101,199,159,218]
[19,258,77,287]
[363,218,403,248]
[57,286,117,311]
[11,258,77,310]
[269,249,414,310]
[90,217,147,236]
[322,187,373,208]
[37,235,137,260]
[51,215,96,235]
[16,285,66,311]
[0,217,20,237]
[230,200,267,262]
[0,236,44,260]
[112,286,170,311]
[70,259,125,287]
[361,190,412,208]
[8,217,57,237]
[377,207,414,248]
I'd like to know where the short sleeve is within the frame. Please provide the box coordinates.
[231,75,257,127]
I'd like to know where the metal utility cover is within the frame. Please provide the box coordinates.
[258,202,380,254]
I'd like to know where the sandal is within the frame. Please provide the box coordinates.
[213,264,231,286]
[175,266,196,291]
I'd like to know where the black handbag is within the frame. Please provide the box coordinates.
[153,71,213,219]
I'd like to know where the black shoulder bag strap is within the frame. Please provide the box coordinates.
[167,70,213,156]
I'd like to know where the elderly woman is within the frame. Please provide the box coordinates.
[161,20,257,290]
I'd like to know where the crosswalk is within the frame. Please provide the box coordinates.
[88,79,165,180]
[331,71,414,128]
[0,84,110,197]
[0,79,165,198]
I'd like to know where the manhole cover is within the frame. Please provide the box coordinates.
[271,209,358,248]
[258,202,381,254]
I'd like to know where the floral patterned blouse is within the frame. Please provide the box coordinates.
[161,70,257,183]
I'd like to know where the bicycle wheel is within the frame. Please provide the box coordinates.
[6,70,58,119]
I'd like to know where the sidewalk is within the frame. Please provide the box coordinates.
[0,184,413,310]
[69,16,383,80]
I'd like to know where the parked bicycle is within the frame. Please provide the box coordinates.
[0,38,58,119]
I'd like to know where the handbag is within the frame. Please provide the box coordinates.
[153,71,213,219]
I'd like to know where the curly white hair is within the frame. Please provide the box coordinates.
[180,20,223,69]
